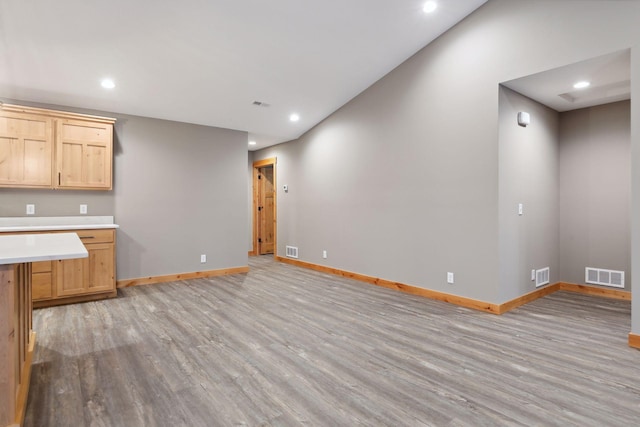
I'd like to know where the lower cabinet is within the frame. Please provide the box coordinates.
[31,228,116,307]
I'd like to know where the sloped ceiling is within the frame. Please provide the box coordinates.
[0,0,487,150]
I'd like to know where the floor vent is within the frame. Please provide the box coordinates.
[585,267,624,288]
[536,267,550,287]
[285,246,299,259]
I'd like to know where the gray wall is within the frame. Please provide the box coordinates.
[254,0,640,315]
[559,101,631,289]
[498,86,559,302]
[0,101,249,281]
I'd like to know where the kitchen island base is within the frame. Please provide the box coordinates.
[1,264,34,427]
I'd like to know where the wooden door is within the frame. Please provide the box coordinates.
[56,118,112,189]
[0,112,53,187]
[257,166,275,254]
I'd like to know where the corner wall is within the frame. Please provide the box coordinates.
[631,48,640,335]
[498,86,560,303]
[559,101,631,290]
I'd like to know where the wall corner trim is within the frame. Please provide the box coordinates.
[116,266,249,288]
[497,283,561,314]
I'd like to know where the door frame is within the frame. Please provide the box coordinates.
[252,157,277,257]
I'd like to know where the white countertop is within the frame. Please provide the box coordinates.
[0,216,119,232]
[0,233,88,265]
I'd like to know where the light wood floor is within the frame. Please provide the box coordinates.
[25,256,640,426]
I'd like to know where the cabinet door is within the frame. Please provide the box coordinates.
[0,112,53,187]
[32,261,54,301]
[87,243,115,293]
[55,257,88,297]
[54,243,115,297]
[56,118,112,190]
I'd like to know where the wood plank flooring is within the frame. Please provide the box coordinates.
[25,256,640,426]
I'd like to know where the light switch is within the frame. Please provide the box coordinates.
[518,203,523,216]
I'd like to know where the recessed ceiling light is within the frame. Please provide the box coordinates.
[248,141,257,146]
[101,79,115,89]
[289,113,300,122]
[423,1,437,13]
[573,81,590,89]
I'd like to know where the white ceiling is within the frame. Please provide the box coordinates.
[502,50,631,113]
[0,0,487,151]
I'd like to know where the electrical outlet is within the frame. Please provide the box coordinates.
[26,204,35,215]
[200,254,207,263]
[80,204,88,214]
[322,250,327,259]
[447,272,454,284]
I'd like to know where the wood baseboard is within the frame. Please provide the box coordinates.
[558,282,631,300]
[248,251,257,256]
[496,283,561,314]
[629,333,640,349]
[275,258,633,316]
[116,266,249,288]
[275,256,500,314]
[33,290,118,309]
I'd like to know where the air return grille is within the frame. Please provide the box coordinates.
[585,267,624,288]
[285,246,299,259]
[535,267,550,288]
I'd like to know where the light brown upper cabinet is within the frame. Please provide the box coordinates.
[0,111,53,188]
[0,103,115,190]
[56,119,113,189]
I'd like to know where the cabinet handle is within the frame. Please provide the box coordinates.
[58,172,61,185]
[80,236,95,239]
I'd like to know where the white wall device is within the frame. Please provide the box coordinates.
[517,111,530,127]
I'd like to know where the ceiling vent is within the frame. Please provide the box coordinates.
[252,101,271,107]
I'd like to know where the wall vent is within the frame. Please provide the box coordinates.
[535,267,550,287]
[252,101,271,107]
[285,246,299,259]
[585,267,624,288]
